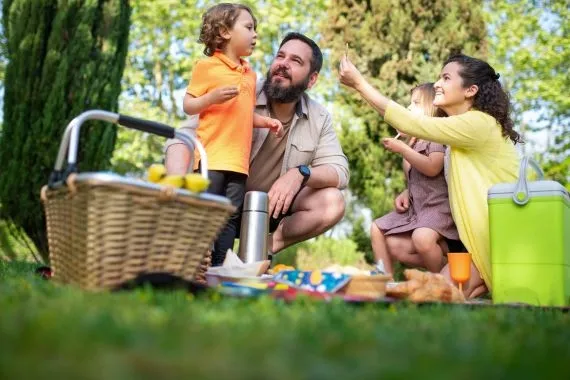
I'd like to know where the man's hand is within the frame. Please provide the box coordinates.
[208,86,239,104]
[394,189,410,213]
[382,137,409,154]
[268,169,304,218]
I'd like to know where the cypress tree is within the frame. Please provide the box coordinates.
[0,0,131,260]
[322,0,487,217]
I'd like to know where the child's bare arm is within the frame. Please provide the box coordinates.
[401,148,444,177]
[253,113,284,137]
[253,113,269,128]
[183,93,212,115]
[183,86,239,115]
[383,138,443,177]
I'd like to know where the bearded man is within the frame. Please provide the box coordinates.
[165,32,349,264]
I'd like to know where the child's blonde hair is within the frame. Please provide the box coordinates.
[199,3,257,56]
[410,83,442,117]
[407,83,445,146]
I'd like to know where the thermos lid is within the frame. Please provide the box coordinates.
[243,191,269,213]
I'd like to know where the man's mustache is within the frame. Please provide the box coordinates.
[271,67,291,80]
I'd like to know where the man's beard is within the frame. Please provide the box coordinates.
[263,69,310,103]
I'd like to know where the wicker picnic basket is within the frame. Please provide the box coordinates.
[40,110,235,290]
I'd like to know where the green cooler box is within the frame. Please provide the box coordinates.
[488,157,570,306]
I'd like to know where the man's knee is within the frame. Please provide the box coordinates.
[319,188,345,224]
[411,228,439,253]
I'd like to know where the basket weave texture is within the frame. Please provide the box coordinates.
[41,175,234,290]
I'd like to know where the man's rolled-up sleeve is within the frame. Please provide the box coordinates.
[312,113,350,189]
[163,114,199,153]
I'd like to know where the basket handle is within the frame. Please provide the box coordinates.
[512,156,544,206]
[49,110,208,185]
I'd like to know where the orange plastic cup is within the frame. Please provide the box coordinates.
[448,252,471,291]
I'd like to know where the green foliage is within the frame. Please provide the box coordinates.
[543,155,570,191]
[0,20,5,84]
[112,0,205,174]
[340,193,375,264]
[486,0,569,188]
[272,236,369,270]
[0,0,131,260]
[348,217,375,264]
[0,220,38,262]
[113,0,329,175]
[321,0,487,217]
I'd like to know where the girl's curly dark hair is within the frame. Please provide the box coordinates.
[444,54,523,144]
[199,3,257,57]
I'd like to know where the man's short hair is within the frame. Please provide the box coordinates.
[279,32,323,75]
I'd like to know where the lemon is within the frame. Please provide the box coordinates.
[147,164,166,183]
[269,264,295,274]
[184,173,210,193]
[158,175,185,188]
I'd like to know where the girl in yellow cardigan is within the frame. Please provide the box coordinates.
[339,54,522,298]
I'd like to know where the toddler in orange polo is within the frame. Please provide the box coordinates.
[183,3,283,265]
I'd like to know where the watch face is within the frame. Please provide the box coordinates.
[299,165,310,177]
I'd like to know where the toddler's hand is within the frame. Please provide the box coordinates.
[382,137,408,154]
[394,189,410,213]
[208,86,239,104]
[266,117,284,137]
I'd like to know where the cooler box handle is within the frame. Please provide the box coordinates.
[513,156,544,206]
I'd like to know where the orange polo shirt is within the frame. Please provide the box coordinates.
[186,52,256,175]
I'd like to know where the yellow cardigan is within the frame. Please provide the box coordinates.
[385,101,520,288]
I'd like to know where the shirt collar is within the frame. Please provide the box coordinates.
[213,51,250,72]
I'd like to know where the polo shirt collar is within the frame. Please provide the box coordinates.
[213,51,250,72]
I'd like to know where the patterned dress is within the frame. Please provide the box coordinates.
[375,140,460,240]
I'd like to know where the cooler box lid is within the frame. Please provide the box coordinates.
[489,180,570,202]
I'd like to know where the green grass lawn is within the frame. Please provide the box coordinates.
[1,260,569,379]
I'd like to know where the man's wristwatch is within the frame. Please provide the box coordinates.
[297,165,311,188]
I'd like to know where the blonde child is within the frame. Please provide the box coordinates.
[371,83,463,274]
[183,3,283,265]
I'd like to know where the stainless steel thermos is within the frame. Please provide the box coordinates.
[238,191,269,263]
